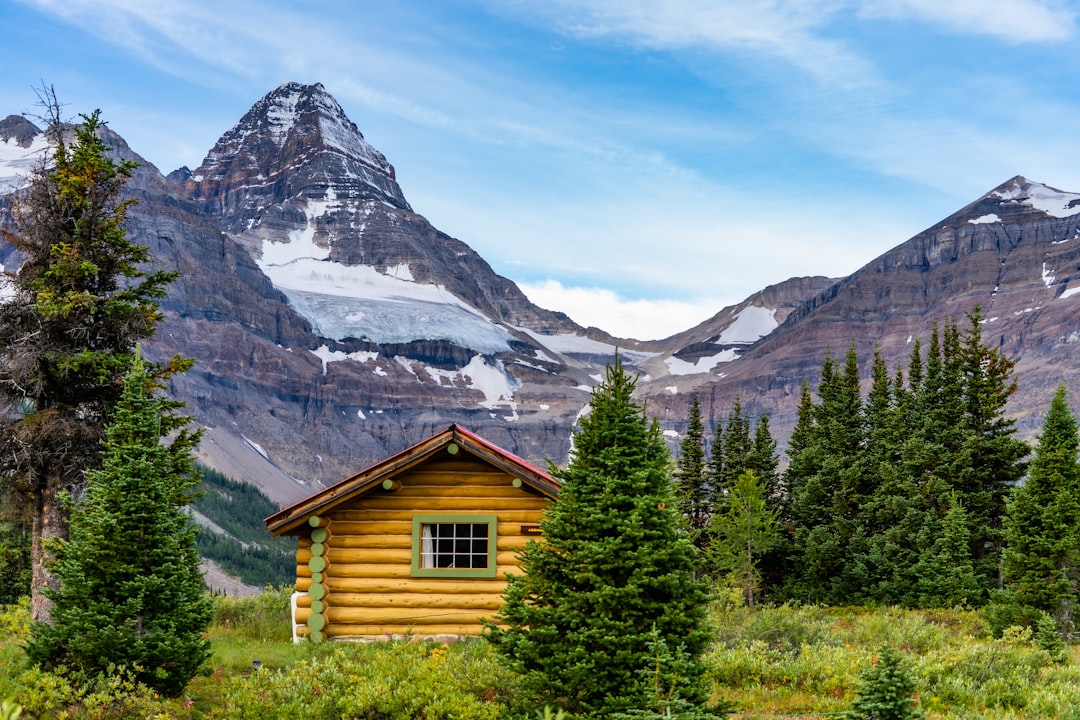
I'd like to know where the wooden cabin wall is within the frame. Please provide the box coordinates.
[292,454,551,640]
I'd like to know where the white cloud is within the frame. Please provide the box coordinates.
[859,0,1076,43]
[519,280,720,340]
[496,0,876,87]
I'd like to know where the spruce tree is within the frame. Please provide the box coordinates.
[716,397,752,494]
[674,395,712,552]
[953,308,1029,589]
[0,97,182,621]
[25,351,211,697]
[488,357,712,718]
[912,493,980,608]
[783,346,868,604]
[857,347,922,605]
[747,415,779,503]
[998,385,1080,634]
[849,646,924,720]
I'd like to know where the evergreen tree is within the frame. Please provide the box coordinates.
[856,347,923,605]
[953,308,1029,590]
[747,415,780,503]
[716,397,752,493]
[783,346,868,603]
[912,493,980,608]
[674,395,712,551]
[781,381,818,527]
[848,646,924,720]
[708,470,779,609]
[25,351,211,697]
[487,357,712,718]
[998,385,1080,634]
[0,97,182,621]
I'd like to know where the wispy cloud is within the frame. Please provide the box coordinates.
[859,0,1077,43]
[494,0,876,87]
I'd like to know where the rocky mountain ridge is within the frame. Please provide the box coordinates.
[4,84,1080,506]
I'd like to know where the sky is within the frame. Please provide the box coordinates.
[3,1,1080,339]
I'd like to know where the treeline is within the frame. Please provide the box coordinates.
[192,466,294,588]
[677,307,1080,635]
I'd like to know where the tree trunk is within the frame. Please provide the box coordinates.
[30,468,67,623]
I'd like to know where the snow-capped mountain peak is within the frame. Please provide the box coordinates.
[962,176,1080,224]
[189,82,410,212]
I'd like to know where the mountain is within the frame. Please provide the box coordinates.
[636,175,1080,445]
[4,84,1080,508]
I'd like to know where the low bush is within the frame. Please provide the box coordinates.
[206,638,518,720]
[211,586,293,643]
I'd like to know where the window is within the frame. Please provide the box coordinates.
[411,514,497,578]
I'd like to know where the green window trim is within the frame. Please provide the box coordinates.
[411,513,498,578]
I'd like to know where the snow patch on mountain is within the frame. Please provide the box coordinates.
[517,329,657,362]
[714,305,779,344]
[257,207,513,351]
[0,131,49,192]
[665,349,740,376]
[970,214,1000,224]
[310,345,379,375]
[424,355,520,413]
[0,266,13,302]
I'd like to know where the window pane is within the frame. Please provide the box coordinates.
[421,523,489,569]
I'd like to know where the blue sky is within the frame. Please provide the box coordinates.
[3,0,1080,339]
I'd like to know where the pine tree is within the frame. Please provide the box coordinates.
[708,470,779,609]
[487,357,712,718]
[25,351,211,697]
[674,395,712,551]
[998,385,1080,634]
[0,96,182,621]
[857,346,923,605]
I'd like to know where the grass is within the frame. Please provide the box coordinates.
[3,589,1080,718]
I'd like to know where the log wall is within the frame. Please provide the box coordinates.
[292,453,551,641]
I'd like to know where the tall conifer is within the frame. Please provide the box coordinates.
[998,385,1080,634]
[488,357,711,717]
[25,352,211,696]
[0,100,182,621]
[708,470,779,609]
[955,308,1029,588]
[675,396,712,553]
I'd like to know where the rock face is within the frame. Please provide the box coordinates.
[638,176,1080,448]
[5,85,1080,506]
[0,84,655,501]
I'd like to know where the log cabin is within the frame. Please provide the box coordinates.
[264,424,559,642]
